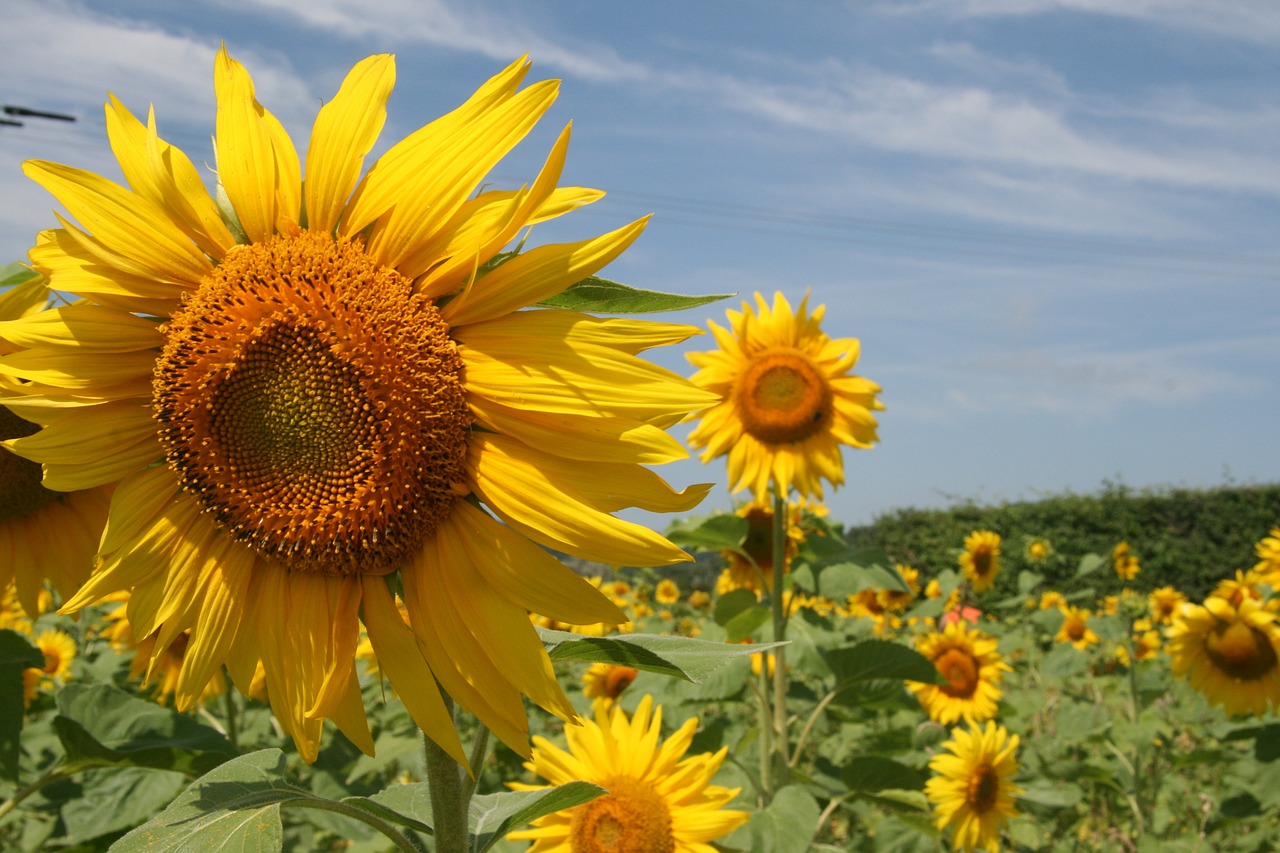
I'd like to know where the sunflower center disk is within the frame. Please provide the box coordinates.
[569,776,675,853]
[966,764,1000,812]
[0,408,59,522]
[1205,621,1279,681]
[735,351,832,445]
[935,648,980,698]
[153,230,473,576]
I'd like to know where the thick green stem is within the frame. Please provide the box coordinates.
[750,669,773,805]
[460,723,491,803]
[770,487,790,786]
[222,675,239,751]
[423,698,470,853]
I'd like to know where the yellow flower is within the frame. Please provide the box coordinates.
[959,531,1002,593]
[507,695,748,852]
[582,663,639,708]
[25,628,77,707]
[1037,590,1066,611]
[5,48,717,763]
[925,721,1022,853]
[1024,537,1052,564]
[909,621,1011,725]
[687,590,711,611]
[0,278,112,619]
[655,579,681,605]
[1055,605,1099,650]
[1112,541,1141,580]
[685,291,882,501]
[1148,586,1187,625]
[1210,570,1269,610]
[1115,618,1161,666]
[720,499,804,596]
[1167,595,1280,717]
[1254,527,1280,582]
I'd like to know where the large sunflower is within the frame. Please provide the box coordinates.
[1167,595,1280,717]
[908,621,1010,725]
[925,720,1022,853]
[0,279,112,617]
[507,694,748,852]
[685,291,882,501]
[0,48,718,763]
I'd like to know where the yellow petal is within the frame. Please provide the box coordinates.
[23,161,211,284]
[2,401,153,465]
[360,575,468,768]
[0,303,161,352]
[213,46,300,243]
[442,217,647,326]
[469,397,688,464]
[447,501,625,627]
[175,535,255,709]
[468,433,696,567]
[305,54,395,233]
[29,228,185,313]
[105,95,236,258]
[0,347,156,390]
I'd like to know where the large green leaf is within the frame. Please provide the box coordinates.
[55,683,236,776]
[537,276,732,314]
[713,589,770,642]
[824,640,943,686]
[109,750,301,852]
[842,756,928,793]
[469,782,606,852]
[540,629,782,683]
[816,562,910,600]
[724,785,820,853]
[60,767,188,846]
[664,513,749,552]
[0,629,42,781]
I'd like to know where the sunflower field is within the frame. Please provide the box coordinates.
[3,47,1280,853]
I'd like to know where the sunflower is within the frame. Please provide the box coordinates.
[24,627,78,707]
[2,48,718,763]
[1023,537,1052,564]
[959,531,1001,593]
[581,662,638,708]
[507,694,748,852]
[0,278,112,618]
[909,621,1010,725]
[1115,618,1161,666]
[655,579,681,605]
[1055,605,1099,650]
[685,291,882,502]
[719,498,804,596]
[925,720,1022,853]
[1148,586,1187,625]
[1167,595,1280,717]
[1255,527,1280,583]
[1112,541,1141,581]
[1209,570,1270,610]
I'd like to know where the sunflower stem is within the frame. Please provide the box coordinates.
[460,722,491,803]
[770,486,791,790]
[423,697,470,853]
[751,668,773,805]
[222,674,239,751]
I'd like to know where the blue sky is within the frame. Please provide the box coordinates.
[2,0,1277,529]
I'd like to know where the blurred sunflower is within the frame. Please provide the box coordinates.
[1148,586,1188,625]
[909,621,1010,725]
[1115,618,1161,666]
[959,531,1002,593]
[581,662,639,709]
[1167,595,1280,717]
[1210,570,1270,610]
[1023,537,1052,564]
[655,578,681,605]
[718,498,804,596]
[1055,604,1099,650]
[685,291,882,502]
[1112,541,1141,581]
[925,720,1022,853]
[2,48,717,763]
[1254,526,1280,583]
[24,627,77,707]
[507,694,748,852]
[0,278,112,618]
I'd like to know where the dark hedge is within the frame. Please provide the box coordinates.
[843,481,1280,601]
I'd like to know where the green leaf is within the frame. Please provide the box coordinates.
[714,589,770,642]
[1075,553,1107,577]
[665,513,748,552]
[0,261,39,288]
[109,749,303,852]
[55,683,236,776]
[0,629,42,781]
[1017,570,1044,595]
[724,785,820,853]
[365,782,435,833]
[842,756,928,793]
[469,782,606,853]
[714,589,761,626]
[540,629,783,683]
[60,767,188,846]
[824,640,943,686]
[537,276,733,314]
[816,562,909,601]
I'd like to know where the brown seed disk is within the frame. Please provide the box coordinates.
[153,229,472,576]
[0,407,59,522]
[734,350,832,445]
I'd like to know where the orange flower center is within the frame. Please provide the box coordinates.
[153,230,473,576]
[1205,620,1279,681]
[41,648,62,675]
[734,350,831,445]
[966,764,1000,812]
[603,666,639,699]
[0,408,59,522]
[935,647,980,698]
[569,776,674,853]
[971,548,994,578]
[1066,615,1087,641]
